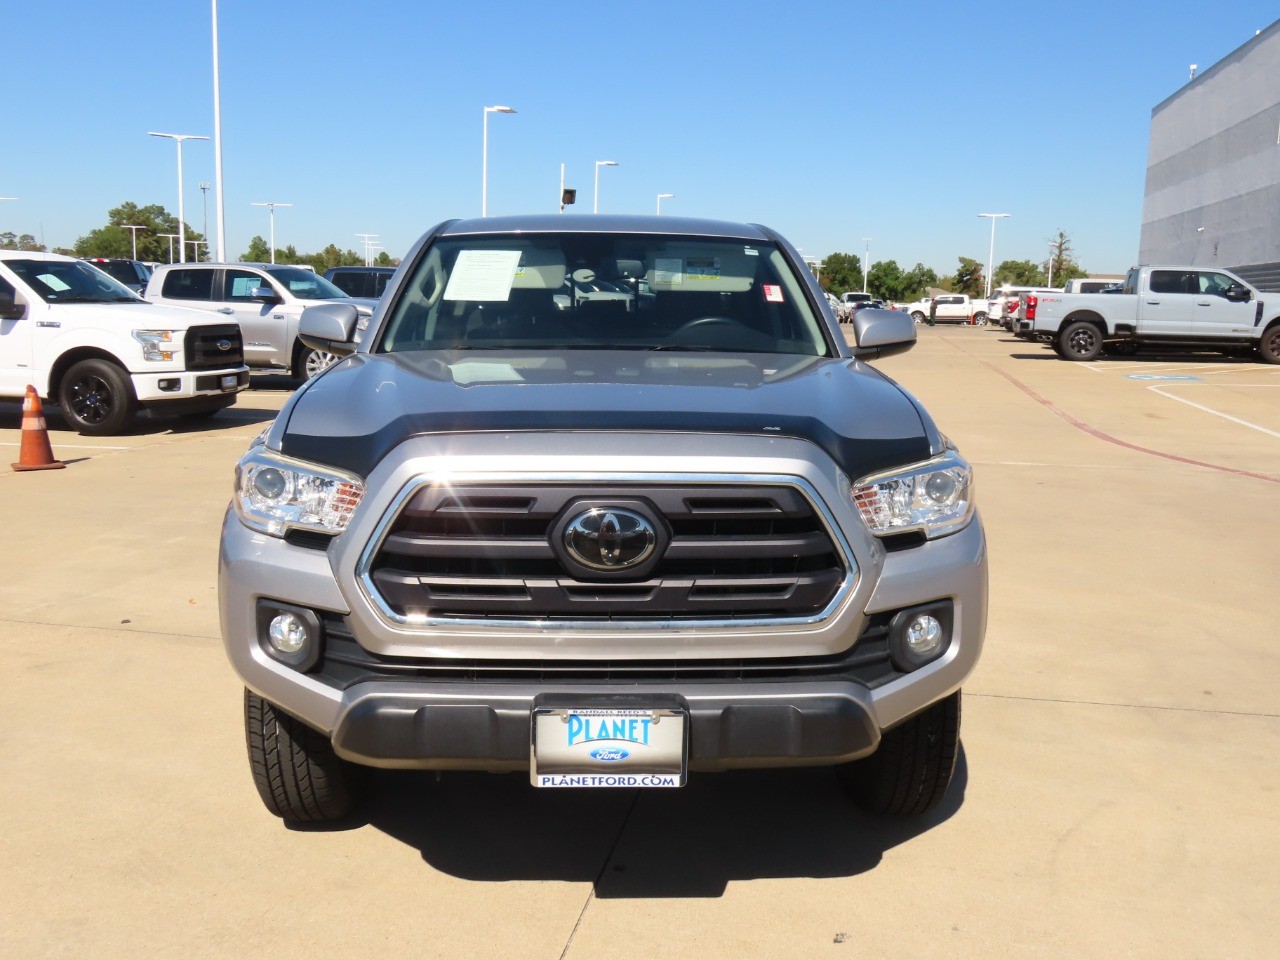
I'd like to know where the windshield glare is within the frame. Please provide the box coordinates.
[378,234,831,356]
[6,259,140,303]
[264,266,347,300]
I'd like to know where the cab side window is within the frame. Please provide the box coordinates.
[1197,272,1234,297]
[224,270,269,301]
[162,268,214,301]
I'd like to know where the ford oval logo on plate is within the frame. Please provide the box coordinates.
[563,508,656,571]
[589,747,631,763]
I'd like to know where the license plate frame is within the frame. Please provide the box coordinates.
[531,706,687,789]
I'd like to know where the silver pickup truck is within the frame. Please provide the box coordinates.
[220,214,987,825]
[1016,265,1280,362]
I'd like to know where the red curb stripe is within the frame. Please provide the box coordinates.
[941,336,1280,486]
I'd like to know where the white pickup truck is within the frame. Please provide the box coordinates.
[1,251,249,434]
[1016,265,1280,362]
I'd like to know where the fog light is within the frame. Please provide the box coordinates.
[888,601,953,672]
[268,612,308,655]
[158,378,180,391]
[907,614,943,658]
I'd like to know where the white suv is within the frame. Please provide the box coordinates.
[145,263,377,379]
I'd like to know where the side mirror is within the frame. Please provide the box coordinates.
[250,285,282,304]
[851,308,916,359]
[0,286,24,320]
[299,302,360,357]
[1224,283,1251,302]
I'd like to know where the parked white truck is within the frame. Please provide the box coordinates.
[0,251,249,434]
[1016,265,1280,362]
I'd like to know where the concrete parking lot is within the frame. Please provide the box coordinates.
[3,331,1278,959]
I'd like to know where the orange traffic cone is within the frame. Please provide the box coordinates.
[11,385,65,472]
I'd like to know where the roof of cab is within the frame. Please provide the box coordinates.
[440,214,773,241]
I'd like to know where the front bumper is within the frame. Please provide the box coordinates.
[132,366,249,402]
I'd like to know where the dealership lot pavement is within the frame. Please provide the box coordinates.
[3,333,1278,959]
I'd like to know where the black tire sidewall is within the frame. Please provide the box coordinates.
[1060,321,1103,361]
[57,358,137,435]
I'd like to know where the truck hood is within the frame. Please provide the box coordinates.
[279,350,932,479]
[33,299,222,329]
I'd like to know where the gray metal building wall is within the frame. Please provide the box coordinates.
[1139,20,1280,290]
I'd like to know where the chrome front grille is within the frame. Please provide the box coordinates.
[364,482,849,625]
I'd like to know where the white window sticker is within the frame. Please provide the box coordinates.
[654,258,684,285]
[37,274,71,292]
[744,246,759,256]
[686,257,721,281]
[763,284,784,303]
[442,249,523,301]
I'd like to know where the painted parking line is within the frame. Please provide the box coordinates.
[0,441,129,450]
[1147,384,1280,439]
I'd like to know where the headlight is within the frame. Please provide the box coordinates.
[132,329,178,362]
[851,451,974,539]
[234,449,364,537]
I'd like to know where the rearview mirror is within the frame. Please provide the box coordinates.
[299,302,360,357]
[851,308,916,359]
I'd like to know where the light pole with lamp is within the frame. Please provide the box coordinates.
[978,213,1010,301]
[159,233,179,263]
[251,202,292,264]
[149,131,210,263]
[187,239,208,261]
[199,182,211,243]
[656,193,675,214]
[120,224,145,260]
[862,237,872,294]
[481,105,516,217]
[594,161,618,214]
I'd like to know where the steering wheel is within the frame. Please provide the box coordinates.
[672,316,750,336]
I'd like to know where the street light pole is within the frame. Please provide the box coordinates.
[211,0,227,262]
[481,105,516,217]
[977,213,1010,300]
[594,161,618,214]
[355,233,378,267]
[251,202,292,264]
[199,182,211,243]
[159,233,179,263]
[656,193,675,214]
[120,224,145,260]
[149,132,210,263]
[862,237,872,294]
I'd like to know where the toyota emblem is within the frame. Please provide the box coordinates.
[563,508,656,571]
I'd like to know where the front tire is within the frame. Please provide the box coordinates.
[911,311,925,324]
[57,358,137,435]
[842,692,961,816]
[244,689,362,822]
[1059,320,1103,361]
[1258,325,1280,364]
[972,311,988,326]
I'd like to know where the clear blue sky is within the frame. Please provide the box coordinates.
[2,1,1275,276]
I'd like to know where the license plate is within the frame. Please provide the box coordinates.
[220,374,239,391]
[531,707,687,788]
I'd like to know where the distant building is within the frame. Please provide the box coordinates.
[1139,20,1280,289]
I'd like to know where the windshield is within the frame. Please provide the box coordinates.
[263,266,347,300]
[378,233,831,356]
[7,259,141,303]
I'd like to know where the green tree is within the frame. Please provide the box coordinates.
[994,259,1046,287]
[867,259,906,301]
[819,252,863,296]
[241,235,271,262]
[950,257,985,296]
[0,232,45,251]
[902,263,939,299]
[73,202,203,263]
